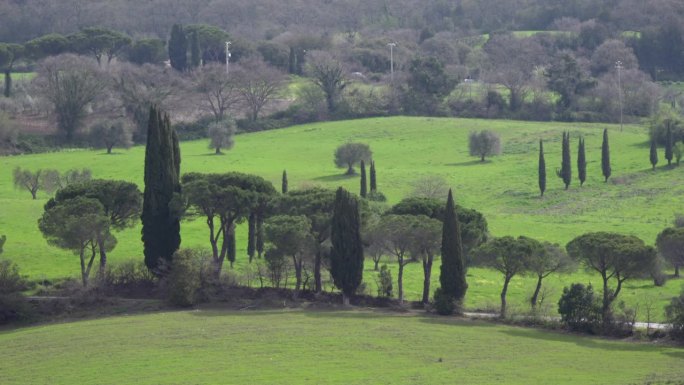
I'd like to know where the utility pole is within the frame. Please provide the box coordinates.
[225,41,232,75]
[615,60,624,132]
[387,42,396,83]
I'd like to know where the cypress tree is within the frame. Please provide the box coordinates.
[577,137,586,186]
[360,160,367,198]
[601,128,611,182]
[168,24,187,72]
[247,212,256,262]
[330,187,364,305]
[558,131,571,189]
[665,124,674,166]
[369,160,377,192]
[142,106,182,273]
[439,189,468,304]
[281,170,288,194]
[190,31,201,69]
[650,139,659,170]
[539,139,546,197]
[256,214,265,258]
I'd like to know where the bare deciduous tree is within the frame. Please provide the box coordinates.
[193,63,242,122]
[35,54,106,141]
[234,58,285,121]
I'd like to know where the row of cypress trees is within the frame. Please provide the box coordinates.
[539,129,612,196]
[359,160,378,198]
[168,24,201,72]
[650,125,677,170]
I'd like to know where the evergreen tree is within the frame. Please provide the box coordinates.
[650,139,659,170]
[256,214,265,258]
[369,160,377,192]
[281,170,288,194]
[330,187,364,305]
[247,212,256,262]
[141,106,181,273]
[601,128,611,182]
[665,124,674,166]
[190,31,201,69]
[168,24,187,72]
[438,189,468,306]
[539,139,546,197]
[577,137,586,186]
[360,160,367,198]
[227,224,236,268]
[557,132,571,189]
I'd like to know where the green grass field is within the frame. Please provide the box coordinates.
[1,116,683,319]
[0,309,682,385]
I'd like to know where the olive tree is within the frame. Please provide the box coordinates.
[89,118,133,154]
[334,142,372,175]
[656,227,684,277]
[207,119,236,155]
[468,130,501,162]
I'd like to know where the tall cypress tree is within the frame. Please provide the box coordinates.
[227,224,236,268]
[650,139,659,170]
[360,160,367,198]
[539,139,546,197]
[601,128,611,182]
[439,189,468,304]
[330,187,364,305]
[281,170,288,194]
[256,214,265,258]
[142,106,181,273]
[665,124,674,166]
[558,131,571,189]
[247,212,256,262]
[190,31,201,69]
[168,24,187,72]
[369,160,377,192]
[577,137,586,186]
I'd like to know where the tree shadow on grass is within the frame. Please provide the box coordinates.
[96,152,126,156]
[445,160,490,167]
[312,173,357,182]
[498,328,674,353]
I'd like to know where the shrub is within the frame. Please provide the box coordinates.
[558,283,601,333]
[433,287,456,315]
[366,191,387,202]
[264,248,289,288]
[0,260,31,324]
[376,264,393,297]
[164,249,202,307]
[666,291,684,340]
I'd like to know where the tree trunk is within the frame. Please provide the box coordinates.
[4,69,11,98]
[500,275,511,318]
[675,265,680,278]
[481,154,485,162]
[293,255,302,294]
[30,188,37,200]
[373,258,380,271]
[107,145,113,154]
[215,147,221,154]
[398,259,404,304]
[97,236,108,280]
[346,163,354,175]
[342,292,350,306]
[422,256,433,305]
[314,251,322,293]
[530,275,543,309]
[601,274,612,326]
[80,247,87,287]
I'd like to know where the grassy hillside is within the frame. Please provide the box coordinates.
[0,309,682,385]
[1,117,683,318]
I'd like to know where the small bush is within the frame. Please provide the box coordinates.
[264,248,289,288]
[366,191,387,202]
[376,264,393,297]
[0,260,27,294]
[164,249,202,307]
[433,287,456,315]
[0,260,32,324]
[558,283,601,333]
[666,291,684,340]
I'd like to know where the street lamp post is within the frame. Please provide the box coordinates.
[225,41,232,75]
[615,60,624,132]
[387,42,396,83]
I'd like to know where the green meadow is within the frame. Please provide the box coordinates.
[0,309,682,385]
[1,117,683,319]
